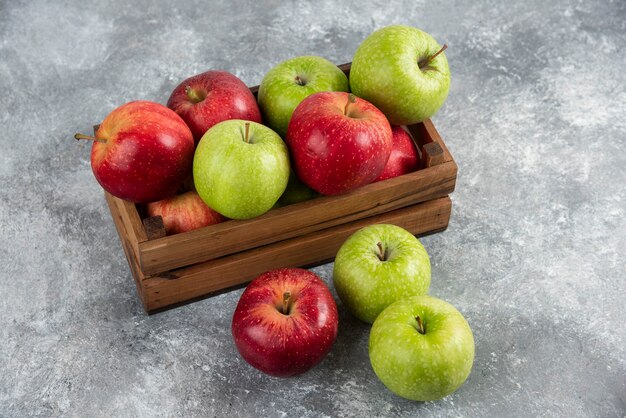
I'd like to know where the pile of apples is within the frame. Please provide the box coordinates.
[76,25,450,234]
[232,222,475,402]
[78,25,475,401]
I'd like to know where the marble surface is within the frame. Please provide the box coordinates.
[1,0,625,416]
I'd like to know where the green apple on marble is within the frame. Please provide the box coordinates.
[333,224,431,324]
[257,55,350,138]
[350,25,450,125]
[193,120,289,220]
[369,295,475,401]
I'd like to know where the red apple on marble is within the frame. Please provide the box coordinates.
[232,268,339,377]
[75,100,195,203]
[286,92,392,195]
[374,126,421,182]
[146,191,226,235]
[167,70,262,144]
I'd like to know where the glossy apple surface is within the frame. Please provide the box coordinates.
[146,190,226,235]
[350,25,450,125]
[369,295,474,401]
[374,126,421,182]
[286,92,392,195]
[87,100,195,203]
[333,224,431,323]
[232,268,339,377]
[193,120,289,219]
[167,70,262,144]
[258,56,349,138]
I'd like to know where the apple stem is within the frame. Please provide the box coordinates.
[244,122,250,143]
[185,85,204,103]
[282,291,291,315]
[376,241,387,261]
[344,93,357,115]
[418,44,448,69]
[294,75,306,86]
[74,133,107,144]
[415,316,426,334]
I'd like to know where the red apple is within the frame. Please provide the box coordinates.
[75,100,195,203]
[146,191,226,235]
[286,92,392,195]
[232,268,339,377]
[167,70,262,144]
[374,126,421,182]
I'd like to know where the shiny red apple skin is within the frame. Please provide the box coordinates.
[167,70,262,144]
[374,126,421,182]
[286,92,393,195]
[232,268,339,377]
[146,190,226,235]
[91,100,195,203]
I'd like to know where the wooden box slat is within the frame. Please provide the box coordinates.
[107,196,451,313]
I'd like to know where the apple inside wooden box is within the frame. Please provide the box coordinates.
[104,63,457,314]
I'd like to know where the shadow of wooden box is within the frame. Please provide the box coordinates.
[103,63,458,314]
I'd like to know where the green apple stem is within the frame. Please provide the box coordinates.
[74,133,107,144]
[282,291,292,315]
[294,75,306,86]
[244,122,250,143]
[415,316,426,334]
[418,44,448,69]
[344,93,357,115]
[376,241,388,261]
[185,85,205,103]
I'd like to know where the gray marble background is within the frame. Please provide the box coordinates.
[1,0,625,416]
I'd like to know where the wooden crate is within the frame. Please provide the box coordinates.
[104,63,458,313]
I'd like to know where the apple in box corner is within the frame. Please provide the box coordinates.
[232,268,339,377]
[286,92,393,195]
[374,126,421,182]
[167,70,262,144]
[146,191,226,235]
[75,100,195,203]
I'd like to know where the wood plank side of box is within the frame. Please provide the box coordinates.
[107,195,452,313]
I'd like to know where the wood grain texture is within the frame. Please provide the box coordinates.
[105,191,148,307]
[105,192,147,270]
[423,142,444,168]
[138,197,452,313]
[143,216,166,240]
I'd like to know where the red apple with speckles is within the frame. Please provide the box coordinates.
[232,268,339,377]
[374,126,421,182]
[75,100,195,203]
[286,92,393,195]
[146,190,226,235]
[167,70,262,144]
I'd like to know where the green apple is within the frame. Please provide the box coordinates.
[193,120,289,220]
[276,170,319,207]
[369,295,475,401]
[257,55,349,138]
[333,224,430,323]
[350,25,450,125]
